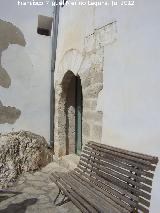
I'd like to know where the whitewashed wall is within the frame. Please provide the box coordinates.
[55,1,160,212]
[0,0,159,210]
[0,0,53,141]
[100,1,160,212]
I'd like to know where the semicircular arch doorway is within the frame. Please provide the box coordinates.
[61,71,83,155]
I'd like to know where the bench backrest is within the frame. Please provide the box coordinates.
[78,141,159,213]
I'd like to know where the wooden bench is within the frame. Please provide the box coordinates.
[50,141,159,213]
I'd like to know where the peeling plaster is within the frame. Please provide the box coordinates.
[0,99,21,124]
[0,19,25,124]
[0,19,26,88]
[0,105,21,124]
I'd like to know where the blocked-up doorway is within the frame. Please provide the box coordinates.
[54,49,103,157]
[60,71,83,155]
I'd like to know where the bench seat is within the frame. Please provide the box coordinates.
[50,141,159,213]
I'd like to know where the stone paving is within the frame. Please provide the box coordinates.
[0,162,81,213]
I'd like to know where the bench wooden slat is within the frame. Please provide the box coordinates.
[83,147,154,179]
[82,149,154,182]
[61,174,126,213]
[52,172,118,213]
[63,175,115,213]
[86,143,153,167]
[138,204,149,213]
[79,158,152,193]
[74,167,139,201]
[139,197,150,208]
[79,159,152,195]
[51,171,150,213]
[78,162,151,201]
[85,145,156,171]
[88,141,158,164]
[51,172,97,213]
[81,152,153,186]
[71,169,136,211]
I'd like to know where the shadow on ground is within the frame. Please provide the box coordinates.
[0,190,22,202]
[0,190,37,213]
[0,198,37,213]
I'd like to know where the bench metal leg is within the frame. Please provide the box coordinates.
[56,195,70,206]
[54,188,70,206]
[54,188,61,204]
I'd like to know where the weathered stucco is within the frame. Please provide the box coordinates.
[0,19,26,88]
[0,1,53,140]
[0,19,26,124]
[0,105,21,124]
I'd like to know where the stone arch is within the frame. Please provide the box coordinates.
[54,48,104,157]
[55,49,84,84]
[54,70,83,157]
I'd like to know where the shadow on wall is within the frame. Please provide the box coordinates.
[0,19,26,124]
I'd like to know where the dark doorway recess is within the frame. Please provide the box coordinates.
[62,71,83,155]
[75,75,83,155]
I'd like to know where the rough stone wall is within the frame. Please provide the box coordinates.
[54,85,66,157]
[81,49,104,145]
[54,72,76,156]
[81,22,117,145]
[0,131,53,188]
[54,22,117,156]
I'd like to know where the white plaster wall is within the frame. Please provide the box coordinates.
[97,1,160,212]
[55,3,95,78]
[0,0,53,141]
[55,1,160,212]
